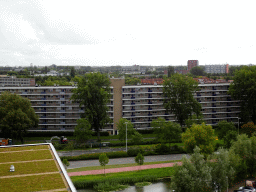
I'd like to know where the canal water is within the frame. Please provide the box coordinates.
[77,181,173,192]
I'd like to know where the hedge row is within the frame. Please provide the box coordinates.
[25,131,109,137]
[60,151,129,161]
[73,175,158,189]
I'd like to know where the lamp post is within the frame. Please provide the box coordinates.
[226,176,228,192]
[236,117,240,135]
[125,122,128,152]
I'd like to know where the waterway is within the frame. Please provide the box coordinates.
[77,181,173,192]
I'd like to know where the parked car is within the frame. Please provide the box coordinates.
[234,186,256,192]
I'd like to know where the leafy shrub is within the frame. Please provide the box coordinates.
[25,131,74,137]
[127,147,145,157]
[137,129,154,134]
[154,144,170,154]
[241,122,256,137]
[61,151,128,161]
[52,142,66,150]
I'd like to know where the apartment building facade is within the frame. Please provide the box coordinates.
[0,78,240,134]
[204,64,229,74]
[0,76,35,86]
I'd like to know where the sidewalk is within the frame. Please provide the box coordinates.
[68,162,182,177]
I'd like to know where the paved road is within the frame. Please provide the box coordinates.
[67,154,189,169]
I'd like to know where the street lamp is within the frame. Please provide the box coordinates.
[125,122,128,152]
[236,117,240,135]
[226,176,228,192]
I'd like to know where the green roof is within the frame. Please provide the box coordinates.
[0,143,76,192]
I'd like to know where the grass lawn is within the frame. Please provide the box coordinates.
[68,160,181,172]
[71,166,175,182]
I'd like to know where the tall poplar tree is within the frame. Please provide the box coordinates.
[163,73,201,126]
[71,72,111,140]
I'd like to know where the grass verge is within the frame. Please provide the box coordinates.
[67,160,180,172]
[71,167,175,189]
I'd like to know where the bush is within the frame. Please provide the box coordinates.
[127,147,145,157]
[92,131,109,137]
[154,144,170,154]
[26,131,74,137]
[137,129,154,134]
[73,175,158,189]
[61,151,128,161]
[25,131,109,137]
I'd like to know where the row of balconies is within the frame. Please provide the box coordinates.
[123,105,165,111]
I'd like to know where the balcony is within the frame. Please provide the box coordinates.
[41,104,46,106]
[148,108,152,110]
[131,96,135,99]
[148,90,152,92]
[148,96,152,98]
[41,110,46,112]
[131,102,135,105]
[148,101,152,104]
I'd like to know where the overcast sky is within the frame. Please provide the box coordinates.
[0,0,256,67]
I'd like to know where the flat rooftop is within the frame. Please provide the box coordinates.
[0,143,76,192]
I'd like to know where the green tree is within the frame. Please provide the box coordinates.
[74,119,93,144]
[228,65,256,124]
[117,118,135,142]
[185,114,205,128]
[229,134,256,177]
[131,131,143,145]
[99,153,109,176]
[62,158,70,169]
[71,72,111,140]
[217,120,236,139]
[190,66,206,76]
[0,91,39,143]
[241,122,256,137]
[135,153,144,171]
[171,146,212,192]
[208,148,235,191]
[163,73,202,126]
[125,77,141,85]
[70,66,75,78]
[223,130,237,149]
[167,66,174,77]
[182,123,216,157]
[151,117,182,147]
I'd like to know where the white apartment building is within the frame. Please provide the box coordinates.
[0,78,240,134]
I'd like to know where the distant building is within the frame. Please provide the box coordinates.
[141,78,163,85]
[205,64,229,74]
[0,76,35,87]
[188,60,199,71]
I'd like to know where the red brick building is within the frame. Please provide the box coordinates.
[187,60,199,71]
